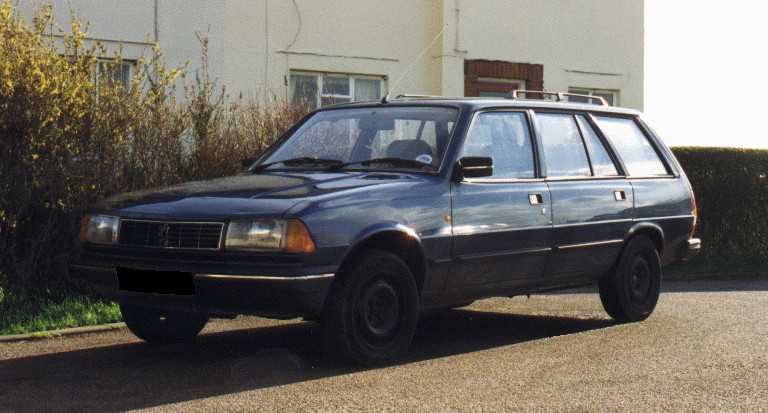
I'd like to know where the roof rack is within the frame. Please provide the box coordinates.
[381,93,444,104]
[505,90,609,106]
[395,94,444,99]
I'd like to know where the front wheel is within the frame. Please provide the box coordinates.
[120,303,209,344]
[599,236,661,322]
[323,250,419,366]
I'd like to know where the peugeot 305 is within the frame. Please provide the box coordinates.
[71,92,700,365]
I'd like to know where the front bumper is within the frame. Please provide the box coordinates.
[69,250,337,319]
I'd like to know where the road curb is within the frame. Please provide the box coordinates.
[0,322,126,343]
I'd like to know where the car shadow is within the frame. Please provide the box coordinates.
[0,309,614,411]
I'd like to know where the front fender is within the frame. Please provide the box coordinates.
[336,222,427,290]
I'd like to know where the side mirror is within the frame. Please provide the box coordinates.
[241,157,257,170]
[451,156,493,181]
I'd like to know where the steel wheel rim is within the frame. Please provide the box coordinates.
[358,279,400,343]
[628,255,651,303]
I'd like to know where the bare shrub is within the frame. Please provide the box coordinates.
[181,34,310,181]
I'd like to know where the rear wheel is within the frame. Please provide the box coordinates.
[599,236,661,322]
[120,303,209,344]
[323,250,419,366]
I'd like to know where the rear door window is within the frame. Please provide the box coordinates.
[594,116,669,176]
[576,115,619,176]
[536,113,592,178]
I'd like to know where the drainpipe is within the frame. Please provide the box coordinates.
[264,0,269,101]
[154,0,159,44]
[152,0,161,90]
[454,0,466,53]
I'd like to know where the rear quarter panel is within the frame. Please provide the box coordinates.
[631,176,696,265]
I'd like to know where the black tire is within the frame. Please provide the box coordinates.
[323,249,419,366]
[120,303,209,344]
[599,235,661,323]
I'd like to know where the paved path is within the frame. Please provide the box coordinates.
[1,278,766,412]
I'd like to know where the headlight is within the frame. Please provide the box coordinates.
[225,219,316,253]
[80,214,120,244]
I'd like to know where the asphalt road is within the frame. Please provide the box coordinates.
[1,277,767,412]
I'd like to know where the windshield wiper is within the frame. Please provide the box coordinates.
[327,157,438,171]
[249,157,344,172]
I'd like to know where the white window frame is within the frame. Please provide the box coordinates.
[568,87,619,106]
[290,71,386,108]
[95,59,135,92]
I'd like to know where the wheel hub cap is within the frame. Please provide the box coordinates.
[361,280,400,339]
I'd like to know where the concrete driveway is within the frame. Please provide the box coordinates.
[1,277,766,411]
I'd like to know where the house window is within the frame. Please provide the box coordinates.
[96,60,135,92]
[290,72,385,109]
[568,88,618,106]
[477,77,525,98]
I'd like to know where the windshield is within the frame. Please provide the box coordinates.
[253,106,458,172]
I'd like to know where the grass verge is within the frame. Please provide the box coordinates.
[0,278,122,336]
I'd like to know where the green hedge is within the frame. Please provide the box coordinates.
[671,146,768,261]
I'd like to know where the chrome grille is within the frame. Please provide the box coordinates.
[118,220,224,250]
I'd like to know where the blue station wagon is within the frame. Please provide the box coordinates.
[71,92,701,366]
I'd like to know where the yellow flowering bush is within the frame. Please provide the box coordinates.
[0,1,308,290]
[1,1,99,286]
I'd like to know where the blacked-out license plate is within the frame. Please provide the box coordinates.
[116,267,195,295]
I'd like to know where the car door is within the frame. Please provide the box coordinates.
[534,112,633,277]
[450,110,552,287]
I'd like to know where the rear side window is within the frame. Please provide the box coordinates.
[594,116,669,176]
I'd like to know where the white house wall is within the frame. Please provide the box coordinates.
[224,0,643,109]
[14,0,224,90]
[157,0,224,83]
[452,0,644,108]
[12,0,643,110]
[222,0,444,102]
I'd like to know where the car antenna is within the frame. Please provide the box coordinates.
[381,25,446,103]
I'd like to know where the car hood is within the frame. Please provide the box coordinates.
[92,171,427,220]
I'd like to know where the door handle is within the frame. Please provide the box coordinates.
[614,190,626,201]
[528,193,544,205]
